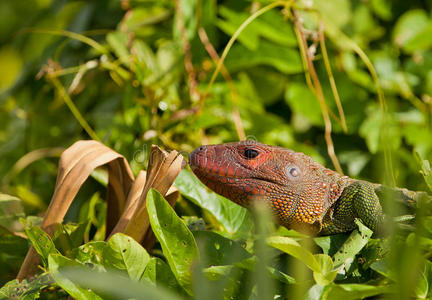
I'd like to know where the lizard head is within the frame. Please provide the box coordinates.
[189,141,349,229]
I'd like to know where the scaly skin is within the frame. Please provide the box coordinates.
[189,141,383,235]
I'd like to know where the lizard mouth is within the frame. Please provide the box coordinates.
[189,146,283,186]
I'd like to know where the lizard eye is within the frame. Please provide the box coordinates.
[287,166,301,178]
[243,148,259,159]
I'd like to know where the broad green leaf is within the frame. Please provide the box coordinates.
[53,222,88,255]
[267,236,321,272]
[267,267,296,285]
[125,6,170,31]
[224,41,302,74]
[141,257,180,292]
[0,273,52,300]
[0,193,24,232]
[402,23,432,53]
[106,31,130,66]
[174,0,198,41]
[313,254,338,286]
[174,169,253,238]
[393,10,430,53]
[48,254,102,300]
[359,105,401,153]
[0,226,28,257]
[314,233,350,256]
[71,241,107,270]
[202,265,233,281]
[217,7,296,50]
[58,266,182,300]
[306,284,325,300]
[322,283,392,299]
[333,220,373,268]
[370,259,394,280]
[105,233,151,281]
[216,6,260,50]
[193,230,252,267]
[147,188,198,294]
[24,224,58,267]
[284,82,323,126]
[313,0,351,28]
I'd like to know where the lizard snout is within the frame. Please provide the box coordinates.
[189,145,210,171]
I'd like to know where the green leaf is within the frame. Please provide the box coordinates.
[0,225,28,257]
[322,283,392,299]
[415,152,432,192]
[314,233,350,256]
[174,0,198,41]
[141,257,181,292]
[370,259,394,280]
[393,10,431,53]
[58,266,182,300]
[313,254,337,286]
[71,241,108,270]
[267,236,321,272]
[174,169,253,238]
[48,254,103,300]
[147,188,199,294]
[106,31,130,66]
[224,40,302,74]
[313,0,352,28]
[0,193,24,232]
[193,230,252,267]
[216,7,296,50]
[0,274,52,300]
[333,219,372,268]
[24,224,58,267]
[359,105,401,153]
[105,233,151,281]
[216,6,260,50]
[53,222,88,255]
[284,82,323,126]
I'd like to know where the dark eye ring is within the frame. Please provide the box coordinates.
[244,148,259,159]
[288,167,300,177]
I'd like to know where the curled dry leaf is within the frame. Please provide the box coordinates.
[17,140,185,281]
[110,145,185,244]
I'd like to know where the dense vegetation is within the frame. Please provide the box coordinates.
[1,0,432,299]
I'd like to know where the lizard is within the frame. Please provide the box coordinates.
[188,141,428,235]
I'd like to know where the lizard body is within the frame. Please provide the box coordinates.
[189,141,384,235]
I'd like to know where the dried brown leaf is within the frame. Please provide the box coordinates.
[17,140,134,280]
[122,145,185,243]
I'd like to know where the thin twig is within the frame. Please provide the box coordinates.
[198,27,245,140]
[175,0,200,102]
[324,23,395,185]
[292,10,343,174]
[318,21,347,133]
[48,76,100,141]
[203,0,290,106]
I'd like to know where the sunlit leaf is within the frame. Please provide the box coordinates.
[175,169,253,238]
[147,188,198,294]
[48,254,102,300]
[333,219,372,268]
[267,236,321,272]
[105,233,151,281]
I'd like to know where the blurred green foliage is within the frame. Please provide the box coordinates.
[1,0,432,299]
